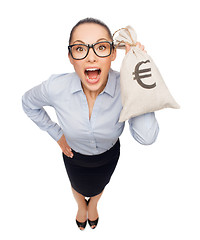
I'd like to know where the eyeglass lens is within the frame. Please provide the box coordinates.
[70,42,112,59]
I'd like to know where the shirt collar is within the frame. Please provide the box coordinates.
[100,69,116,98]
[70,69,116,98]
[70,72,83,94]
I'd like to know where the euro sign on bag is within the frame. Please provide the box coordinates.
[113,26,180,122]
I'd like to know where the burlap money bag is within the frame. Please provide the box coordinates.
[113,26,180,122]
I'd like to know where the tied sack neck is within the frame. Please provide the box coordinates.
[113,26,137,49]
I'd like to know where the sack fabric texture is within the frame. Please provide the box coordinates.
[113,26,180,122]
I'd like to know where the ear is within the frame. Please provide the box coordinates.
[111,48,117,61]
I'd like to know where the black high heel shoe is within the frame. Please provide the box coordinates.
[86,198,99,229]
[75,199,89,230]
[88,218,99,229]
[76,219,87,230]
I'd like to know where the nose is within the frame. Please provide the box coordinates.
[86,47,97,62]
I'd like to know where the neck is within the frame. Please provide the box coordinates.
[81,81,107,100]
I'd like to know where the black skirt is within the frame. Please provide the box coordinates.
[62,139,120,197]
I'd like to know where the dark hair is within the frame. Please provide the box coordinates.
[69,18,113,44]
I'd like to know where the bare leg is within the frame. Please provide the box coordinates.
[88,190,104,228]
[71,187,87,230]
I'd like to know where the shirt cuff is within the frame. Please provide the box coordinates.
[47,124,64,141]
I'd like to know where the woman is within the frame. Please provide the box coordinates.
[22,18,159,230]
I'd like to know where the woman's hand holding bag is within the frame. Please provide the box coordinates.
[114,26,180,122]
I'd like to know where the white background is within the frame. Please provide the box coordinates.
[0,0,200,239]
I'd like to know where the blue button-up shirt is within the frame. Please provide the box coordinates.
[22,69,159,155]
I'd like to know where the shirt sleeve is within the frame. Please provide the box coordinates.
[128,112,159,145]
[22,76,63,141]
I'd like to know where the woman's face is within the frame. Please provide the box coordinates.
[68,23,116,94]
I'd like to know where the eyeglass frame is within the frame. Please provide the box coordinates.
[68,41,114,60]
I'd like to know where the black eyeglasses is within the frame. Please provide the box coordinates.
[68,41,114,60]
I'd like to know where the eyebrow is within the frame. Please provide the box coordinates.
[96,38,109,42]
[72,38,110,45]
[73,40,85,44]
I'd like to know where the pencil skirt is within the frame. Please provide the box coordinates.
[62,139,120,197]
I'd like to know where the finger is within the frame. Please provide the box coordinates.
[136,42,147,52]
[136,42,141,47]
[65,145,72,152]
[59,143,71,152]
[141,45,145,51]
[63,150,73,158]
[64,147,73,158]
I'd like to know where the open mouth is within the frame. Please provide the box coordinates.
[84,68,101,84]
